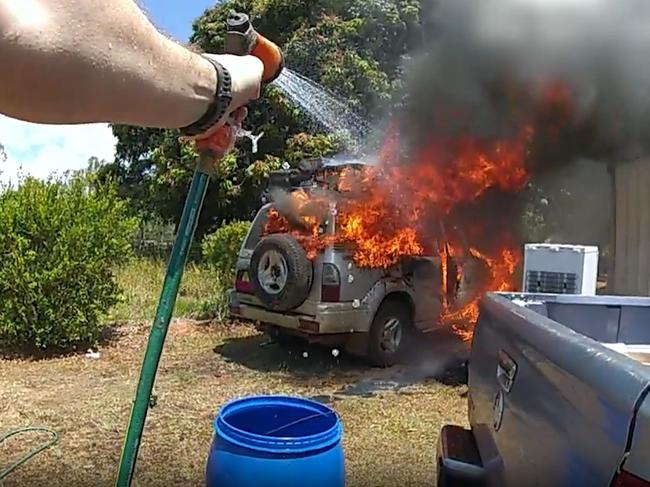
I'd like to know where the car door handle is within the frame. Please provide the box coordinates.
[497,350,517,393]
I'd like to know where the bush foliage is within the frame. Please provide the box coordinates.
[0,178,138,349]
[202,221,251,276]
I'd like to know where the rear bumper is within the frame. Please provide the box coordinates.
[228,290,371,334]
[437,425,486,487]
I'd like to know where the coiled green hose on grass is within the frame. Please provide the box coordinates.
[0,427,59,480]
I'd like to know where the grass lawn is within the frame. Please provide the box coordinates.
[109,259,228,322]
[1,260,469,486]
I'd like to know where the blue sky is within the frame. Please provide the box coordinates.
[0,1,216,184]
[140,0,216,41]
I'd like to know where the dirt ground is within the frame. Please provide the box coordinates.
[1,322,468,487]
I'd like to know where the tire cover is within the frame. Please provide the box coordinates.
[250,233,313,311]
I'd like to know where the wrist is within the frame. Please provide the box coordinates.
[180,56,233,137]
[179,53,219,127]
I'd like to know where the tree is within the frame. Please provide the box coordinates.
[110,0,422,235]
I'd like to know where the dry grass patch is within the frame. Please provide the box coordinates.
[1,322,467,487]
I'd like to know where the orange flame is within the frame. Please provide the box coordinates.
[260,89,573,339]
[440,246,521,341]
[263,138,527,339]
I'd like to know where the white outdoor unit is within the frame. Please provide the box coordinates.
[523,244,599,295]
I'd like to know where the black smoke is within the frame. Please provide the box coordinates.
[401,0,650,167]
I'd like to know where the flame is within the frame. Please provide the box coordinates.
[387,126,533,214]
[260,81,576,339]
[440,246,521,341]
[263,132,526,339]
[265,208,290,234]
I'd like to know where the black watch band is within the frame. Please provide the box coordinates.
[180,56,233,137]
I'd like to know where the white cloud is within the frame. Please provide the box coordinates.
[0,115,117,184]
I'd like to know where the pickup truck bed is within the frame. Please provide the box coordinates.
[438,293,650,487]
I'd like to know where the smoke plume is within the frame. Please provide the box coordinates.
[401,0,650,167]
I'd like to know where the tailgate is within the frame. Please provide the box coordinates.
[469,294,650,486]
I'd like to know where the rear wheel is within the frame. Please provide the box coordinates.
[367,298,412,367]
[250,234,313,312]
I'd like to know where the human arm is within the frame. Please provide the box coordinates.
[0,0,262,129]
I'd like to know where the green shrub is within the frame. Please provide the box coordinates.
[202,221,251,277]
[0,177,138,349]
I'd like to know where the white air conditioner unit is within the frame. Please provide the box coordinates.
[523,244,599,295]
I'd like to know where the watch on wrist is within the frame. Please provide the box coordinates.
[180,56,233,137]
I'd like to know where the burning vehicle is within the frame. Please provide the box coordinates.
[228,150,522,366]
[224,0,609,367]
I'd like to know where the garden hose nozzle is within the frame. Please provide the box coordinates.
[225,11,285,83]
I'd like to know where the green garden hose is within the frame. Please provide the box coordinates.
[116,154,213,487]
[0,427,59,480]
[114,12,284,486]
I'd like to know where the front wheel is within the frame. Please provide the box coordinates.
[367,298,412,367]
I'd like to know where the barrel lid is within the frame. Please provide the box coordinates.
[214,395,342,454]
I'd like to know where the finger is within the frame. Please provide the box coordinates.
[231,106,248,125]
[196,125,235,155]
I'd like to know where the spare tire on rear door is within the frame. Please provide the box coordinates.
[250,233,313,312]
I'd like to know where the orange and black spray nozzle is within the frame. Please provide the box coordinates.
[225,11,284,83]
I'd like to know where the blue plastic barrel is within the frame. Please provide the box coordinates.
[206,395,345,487]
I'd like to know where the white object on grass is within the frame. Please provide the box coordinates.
[85,349,101,359]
